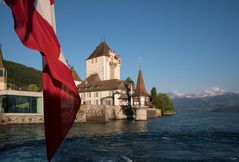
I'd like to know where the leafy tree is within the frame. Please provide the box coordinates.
[158,93,174,113]
[151,87,157,98]
[150,87,174,114]
[125,77,135,86]
[151,87,161,109]
[27,84,41,92]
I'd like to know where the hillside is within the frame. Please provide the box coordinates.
[173,93,239,112]
[3,60,42,91]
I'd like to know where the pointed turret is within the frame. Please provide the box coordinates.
[133,68,149,97]
[132,66,150,107]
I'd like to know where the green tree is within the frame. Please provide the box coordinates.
[125,77,135,86]
[150,87,162,109]
[27,84,41,92]
[158,93,174,113]
[150,87,174,113]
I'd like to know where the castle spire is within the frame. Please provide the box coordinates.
[133,65,149,97]
[139,57,142,70]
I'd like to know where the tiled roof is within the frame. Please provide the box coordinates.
[0,45,5,68]
[77,74,126,92]
[87,41,111,60]
[132,69,150,97]
[70,66,81,81]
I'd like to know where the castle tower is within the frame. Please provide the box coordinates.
[132,66,150,107]
[0,45,7,90]
[86,41,121,81]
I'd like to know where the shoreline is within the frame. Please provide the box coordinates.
[0,113,87,124]
[0,107,163,124]
[163,111,176,116]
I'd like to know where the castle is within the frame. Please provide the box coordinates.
[77,41,150,107]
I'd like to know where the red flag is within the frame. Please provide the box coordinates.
[5,0,81,161]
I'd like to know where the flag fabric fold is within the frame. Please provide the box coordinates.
[6,0,81,161]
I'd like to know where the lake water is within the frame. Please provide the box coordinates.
[0,111,239,162]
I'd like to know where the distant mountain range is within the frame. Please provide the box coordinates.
[168,87,239,112]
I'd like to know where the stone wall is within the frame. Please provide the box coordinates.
[135,108,147,121]
[0,113,44,124]
[85,105,121,122]
[0,107,161,124]
[114,106,127,120]
[75,113,87,123]
[0,113,86,124]
[86,106,109,122]
[147,108,162,118]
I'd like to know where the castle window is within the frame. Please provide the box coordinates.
[95,58,98,63]
[94,92,98,98]
[106,100,112,105]
[0,70,3,77]
[94,100,99,105]
[81,93,85,99]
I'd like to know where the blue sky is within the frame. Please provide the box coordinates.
[0,0,239,93]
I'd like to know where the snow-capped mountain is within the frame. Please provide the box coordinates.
[168,87,227,99]
[197,87,226,98]
[167,91,187,99]
[171,87,239,112]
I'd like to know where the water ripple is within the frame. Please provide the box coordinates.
[0,112,239,161]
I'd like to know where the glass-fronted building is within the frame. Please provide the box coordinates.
[0,90,43,114]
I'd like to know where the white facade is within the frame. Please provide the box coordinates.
[133,96,149,107]
[80,90,126,106]
[86,51,121,81]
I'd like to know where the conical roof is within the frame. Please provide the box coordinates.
[0,45,5,68]
[70,66,81,82]
[133,68,150,97]
[87,41,111,60]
